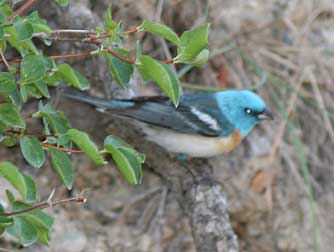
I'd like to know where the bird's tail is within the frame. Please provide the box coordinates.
[61,88,135,109]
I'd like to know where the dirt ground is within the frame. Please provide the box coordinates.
[1,0,334,251]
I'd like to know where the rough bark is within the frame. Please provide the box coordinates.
[147,156,240,252]
[184,178,239,252]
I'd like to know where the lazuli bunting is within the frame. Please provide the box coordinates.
[63,89,273,157]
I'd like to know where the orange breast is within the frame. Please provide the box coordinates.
[217,130,243,153]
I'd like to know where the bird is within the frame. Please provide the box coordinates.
[62,88,273,158]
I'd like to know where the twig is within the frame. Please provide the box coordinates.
[48,51,94,60]
[23,114,33,119]
[5,129,55,138]
[308,69,334,144]
[52,29,95,36]
[104,47,135,64]
[161,58,174,64]
[0,51,95,63]
[43,143,84,153]
[0,46,174,65]
[121,27,138,35]
[1,28,174,65]
[264,68,307,211]
[150,186,168,252]
[8,0,40,21]
[0,248,13,252]
[51,27,138,38]
[0,195,86,217]
[0,49,10,70]
[268,69,306,164]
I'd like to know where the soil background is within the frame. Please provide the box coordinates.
[1,0,334,251]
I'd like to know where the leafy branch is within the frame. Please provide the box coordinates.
[0,0,210,247]
[0,194,87,217]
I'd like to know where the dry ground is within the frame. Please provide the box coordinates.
[1,0,334,251]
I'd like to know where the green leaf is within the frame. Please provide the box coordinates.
[37,227,50,244]
[135,40,142,65]
[56,64,90,90]
[20,54,46,84]
[138,21,180,45]
[104,135,144,185]
[10,202,53,245]
[0,103,25,128]
[33,81,50,98]
[20,85,28,102]
[177,23,210,63]
[67,129,106,165]
[20,136,45,168]
[2,134,18,146]
[104,5,117,33]
[21,84,44,100]
[0,26,4,40]
[8,87,23,109]
[14,216,38,247]
[138,55,180,106]
[0,162,36,202]
[0,72,16,93]
[38,102,71,134]
[26,12,52,34]
[0,226,5,236]
[22,175,37,202]
[49,148,73,189]
[0,216,13,226]
[0,216,13,235]
[104,49,134,88]
[11,201,54,230]
[0,162,26,200]
[57,133,71,147]
[188,48,209,66]
[6,189,15,204]
[53,0,69,7]
[25,211,54,230]
[14,20,34,41]
[0,0,8,6]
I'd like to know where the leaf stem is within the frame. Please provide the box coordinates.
[0,195,86,217]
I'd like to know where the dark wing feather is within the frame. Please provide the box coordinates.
[113,93,234,137]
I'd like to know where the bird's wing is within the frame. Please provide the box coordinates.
[113,93,234,137]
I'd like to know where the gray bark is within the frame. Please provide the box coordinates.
[184,178,239,252]
[148,157,240,252]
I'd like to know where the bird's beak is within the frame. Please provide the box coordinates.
[257,108,274,120]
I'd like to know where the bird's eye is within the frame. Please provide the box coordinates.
[245,108,253,115]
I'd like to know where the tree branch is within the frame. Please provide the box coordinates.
[0,195,86,217]
[8,0,40,21]
[1,27,174,65]
[184,178,239,252]
[0,51,95,63]
[146,154,240,252]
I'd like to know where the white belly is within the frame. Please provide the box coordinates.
[139,124,241,157]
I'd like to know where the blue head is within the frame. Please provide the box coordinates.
[215,90,273,137]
